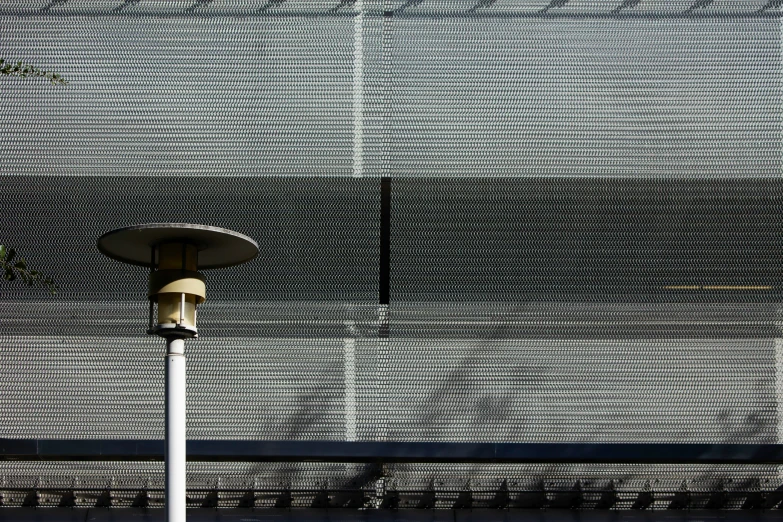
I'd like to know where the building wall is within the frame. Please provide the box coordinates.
[1,0,781,507]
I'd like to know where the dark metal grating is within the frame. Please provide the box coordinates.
[0,460,781,510]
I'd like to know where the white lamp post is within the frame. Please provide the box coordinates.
[98,223,258,522]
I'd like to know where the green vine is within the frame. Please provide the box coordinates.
[0,245,57,294]
[0,59,68,85]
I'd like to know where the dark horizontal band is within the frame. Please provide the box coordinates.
[1,439,781,464]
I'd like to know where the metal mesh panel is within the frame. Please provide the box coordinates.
[371,338,777,442]
[383,178,782,443]
[0,12,356,177]
[0,3,779,178]
[381,0,772,15]
[390,179,783,302]
[363,9,781,178]
[0,335,353,440]
[0,176,378,440]
[0,176,379,303]
[389,302,782,340]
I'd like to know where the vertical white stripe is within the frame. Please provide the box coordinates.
[344,337,357,441]
[376,304,389,441]
[776,338,783,444]
[352,0,365,178]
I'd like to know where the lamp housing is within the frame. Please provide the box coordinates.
[97,223,259,338]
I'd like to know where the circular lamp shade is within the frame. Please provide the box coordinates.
[97,223,259,269]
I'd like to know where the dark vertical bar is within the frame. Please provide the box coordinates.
[380,177,392,306]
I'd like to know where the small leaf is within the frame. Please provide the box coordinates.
[14,258,26,270]
[6,248,16,263]
[0,245,6,260]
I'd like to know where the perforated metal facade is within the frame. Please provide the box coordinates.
[1,0,782,513]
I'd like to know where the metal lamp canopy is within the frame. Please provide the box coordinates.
[97,223,258,270]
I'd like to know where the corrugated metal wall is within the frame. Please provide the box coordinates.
[1,0,781,503]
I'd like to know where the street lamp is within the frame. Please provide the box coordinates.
[97,223,258,521]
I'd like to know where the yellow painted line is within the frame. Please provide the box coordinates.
[703,285,773,291]
[664,285,773,291]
